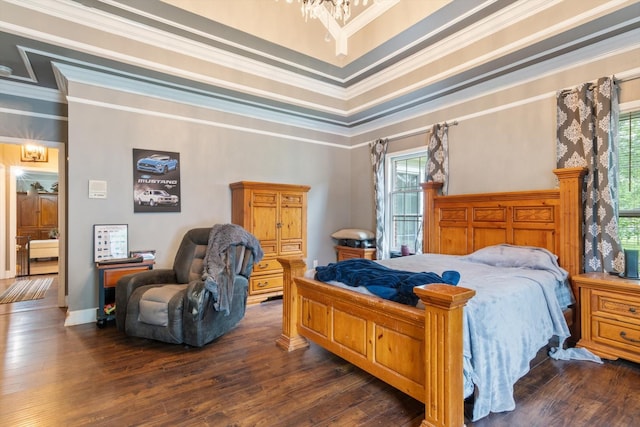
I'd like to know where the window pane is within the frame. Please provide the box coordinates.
[619,111,640,213]
[388,152,427,254]
[619,218,640,250]
[618,111,640,251]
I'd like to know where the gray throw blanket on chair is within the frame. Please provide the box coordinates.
[202,224,263,315]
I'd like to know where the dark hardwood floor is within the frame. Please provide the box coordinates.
[1,276,639,426]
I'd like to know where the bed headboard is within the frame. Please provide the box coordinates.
[422,167,586,279]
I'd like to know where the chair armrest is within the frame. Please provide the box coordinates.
[232,245,256,279]
[184,279,211,321]
[115,268,178,330]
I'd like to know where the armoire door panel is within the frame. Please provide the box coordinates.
[253,206,278,241]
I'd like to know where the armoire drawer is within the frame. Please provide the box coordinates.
[250,274,283,294]
[252,258,283,275]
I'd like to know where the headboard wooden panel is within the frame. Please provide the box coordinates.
[422,167,586,280]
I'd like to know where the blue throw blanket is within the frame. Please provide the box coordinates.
[315,258,460,306]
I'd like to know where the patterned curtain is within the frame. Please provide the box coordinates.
[426,123,450,194]
[556,76,624,272]
[370,138,389,260]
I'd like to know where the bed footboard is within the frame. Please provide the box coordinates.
[277,257,475,427]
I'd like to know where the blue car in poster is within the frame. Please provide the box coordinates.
[136,154,178,174]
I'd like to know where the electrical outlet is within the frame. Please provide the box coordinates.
[313,259,318,268]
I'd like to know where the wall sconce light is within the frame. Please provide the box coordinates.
[21,144,49,162]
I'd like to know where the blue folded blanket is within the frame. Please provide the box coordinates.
[315,258,460,306]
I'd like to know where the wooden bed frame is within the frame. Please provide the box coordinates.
[276,167,586,427]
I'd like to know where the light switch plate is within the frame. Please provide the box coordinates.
[89,180,107,199]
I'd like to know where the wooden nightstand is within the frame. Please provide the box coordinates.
[335,245,376,261]
[574,272,640,363]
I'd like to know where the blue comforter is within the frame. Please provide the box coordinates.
[315,258,460,306]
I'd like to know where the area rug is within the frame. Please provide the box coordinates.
[0,278,53,304]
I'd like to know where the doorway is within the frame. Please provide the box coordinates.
[0,141,66,308]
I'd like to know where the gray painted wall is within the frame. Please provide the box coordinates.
[63,80,352,318]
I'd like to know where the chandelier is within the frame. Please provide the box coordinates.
[286,0,374,23]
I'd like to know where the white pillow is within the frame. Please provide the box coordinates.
[463,244,568,281]
[331,228,375,240]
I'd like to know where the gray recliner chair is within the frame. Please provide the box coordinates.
[115,226,261,347]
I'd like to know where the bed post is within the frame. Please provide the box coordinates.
[414,284,475,427]
[554,167,586,343]
[422,181,444,254]
[275,257,310,352]
[553,167,586,280]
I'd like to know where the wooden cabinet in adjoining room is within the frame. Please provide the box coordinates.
[17,192,58,241]
[230,181,310,304]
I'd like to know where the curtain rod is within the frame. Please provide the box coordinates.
[386,120,459,143]
[557,74,640,96]
[558,84,596,96]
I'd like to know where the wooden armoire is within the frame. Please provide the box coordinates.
[17,192,58,241]
[230,181,310,305]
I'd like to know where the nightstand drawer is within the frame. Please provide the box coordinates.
[592,290,640,325]
[338,251,362,261]
[250,274,283,294]
[335,245,376,261]
[593,318,640,352]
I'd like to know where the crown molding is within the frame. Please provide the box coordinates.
[3,0,639,137]
[74,0,349,86]
[0,78,65,103]
[51,62,352,134]
[0,106,67,121]
[347,28,640,143]
[1,0,554,108]
[6,24,639,140]
[3,0,347,96]
[345,0,562,100]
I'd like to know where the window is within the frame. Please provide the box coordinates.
[618,111,640,250]
[386,150,427,255]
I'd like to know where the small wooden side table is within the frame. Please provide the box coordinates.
[335,245,376,261]
[574,272,640,363]
[96,260,154,328]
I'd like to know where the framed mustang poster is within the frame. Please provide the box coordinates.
[132,148,181,213]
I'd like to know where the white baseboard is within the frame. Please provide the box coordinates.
[64,307,97,326]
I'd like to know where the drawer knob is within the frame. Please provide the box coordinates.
[257,281,268,288]
[258,263,268,269]
[620,331,640,343]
